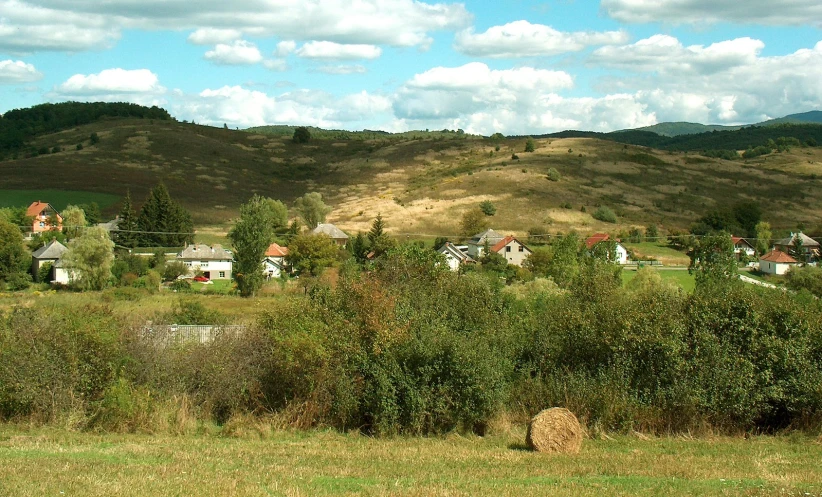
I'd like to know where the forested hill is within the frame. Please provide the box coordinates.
[0,102,171,156]
[536,123,822,152]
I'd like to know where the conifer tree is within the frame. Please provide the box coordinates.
[137,184,194,247]
[114,190,138,248]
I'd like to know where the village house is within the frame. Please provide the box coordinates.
[25,201,63,234]
[176,244,233,280]
[759,250,799,275]
[438,242,474,271]
[263,242,289,279]
[467,229,504,259]
[773,232,820,262]
[585,233,629,264]
[490,236,532,267]
[311,223,349,247]
[731,236,757,259]
[30,239,67,282]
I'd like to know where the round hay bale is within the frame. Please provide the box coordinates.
[526,407,582,454]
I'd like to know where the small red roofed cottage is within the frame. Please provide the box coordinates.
[26,201,62,234]
[759,250,798,275]
[490,236,532,267]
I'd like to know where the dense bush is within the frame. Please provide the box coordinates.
[592,206,617,223]
[2,245,822,435]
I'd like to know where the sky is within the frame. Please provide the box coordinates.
[1,0,821,135]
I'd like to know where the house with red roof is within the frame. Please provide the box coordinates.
[731,236,756,259]
[490,235,532,267]
[25,201,62,234]
[263,242,290,278]
[759,250,798,275]
[585,233,629,264]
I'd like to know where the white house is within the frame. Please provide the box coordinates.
[177,244,233,280]
[263,242,289,278]
[31,239,67,282]
[438,242,474,271]
[759,250,799,275]
[731,236,756,259]
[585,233,629,264]
[311,223,349,247]
[490,236,533,267]
[52,259,73,285]
[467,229,504,258]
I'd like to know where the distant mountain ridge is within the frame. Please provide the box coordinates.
[632,110,822,137]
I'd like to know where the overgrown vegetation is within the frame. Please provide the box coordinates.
[2,244,821,436]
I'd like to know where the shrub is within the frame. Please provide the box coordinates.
[524,137,535,153]
[5,272,31,291]
[479,200,496,216]
[592,206,617,223]
[546,168,561,181]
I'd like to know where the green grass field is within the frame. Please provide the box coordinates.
[0,427,820,496]
[622,242,690,266]
[0,189,121,211]
[622,268,696,292]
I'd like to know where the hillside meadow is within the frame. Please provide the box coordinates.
[1,118,821,237]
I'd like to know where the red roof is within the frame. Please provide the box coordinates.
[585,233,610,249]
[760,250,798,264]
[731,236,755,248]
[490,235,531,254]
[265,243,288,257]
[26,201,53,217]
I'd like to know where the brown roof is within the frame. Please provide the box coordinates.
[490,235,531,254]
[760,250,798,264]
[265,242,288,257]
[26,201,59,218]
[731,236,755,248]
[585,233,610,249]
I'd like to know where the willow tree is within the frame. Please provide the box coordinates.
[62,226,114,291]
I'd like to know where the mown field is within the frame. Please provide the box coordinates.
[1,427,820,496]
[2,118,821,235]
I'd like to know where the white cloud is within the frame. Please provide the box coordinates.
[172,85,393,129]
[204,40,263,65]
[454,21,629,58]
[406,62,574,92]
[591,35,764,75]
[601,0,822,26]
[187,28,242,45]
[0,0,119,53]
[4,0,471,52]
[588,37,822,124]
[315,64,368,75]
[0,59,43,83]
[275,40,297,57]
[263,59,288,72]
[51,68,166,106]
[296,41,382,60]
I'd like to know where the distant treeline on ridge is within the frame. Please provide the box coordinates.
[0,101,172,154]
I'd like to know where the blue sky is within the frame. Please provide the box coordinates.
[1,0,821,135]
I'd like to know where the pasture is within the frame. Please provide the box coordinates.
[0,427,820,496]
[0,189,120,211]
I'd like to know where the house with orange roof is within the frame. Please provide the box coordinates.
[585,233,629,265]
[25,201,62,234]
[263,242,290,278]
[758,250,799,275]
[490,235,532,267]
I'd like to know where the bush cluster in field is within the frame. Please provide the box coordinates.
[2,245,822,435]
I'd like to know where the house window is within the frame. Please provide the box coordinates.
[39,222,45,228]
[219,271,225,278]
[506,246,512,252]
[200,262,209,268]
[518,245,524,252]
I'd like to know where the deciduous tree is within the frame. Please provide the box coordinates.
[62,226,114,291]
[228,195,288,297]
[294,192,331,229]
[61,205,86,239]
[286,233,339,276]
[0,218,30,285]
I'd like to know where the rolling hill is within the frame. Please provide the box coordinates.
[2,115,821,241]
[628,110,822,137]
